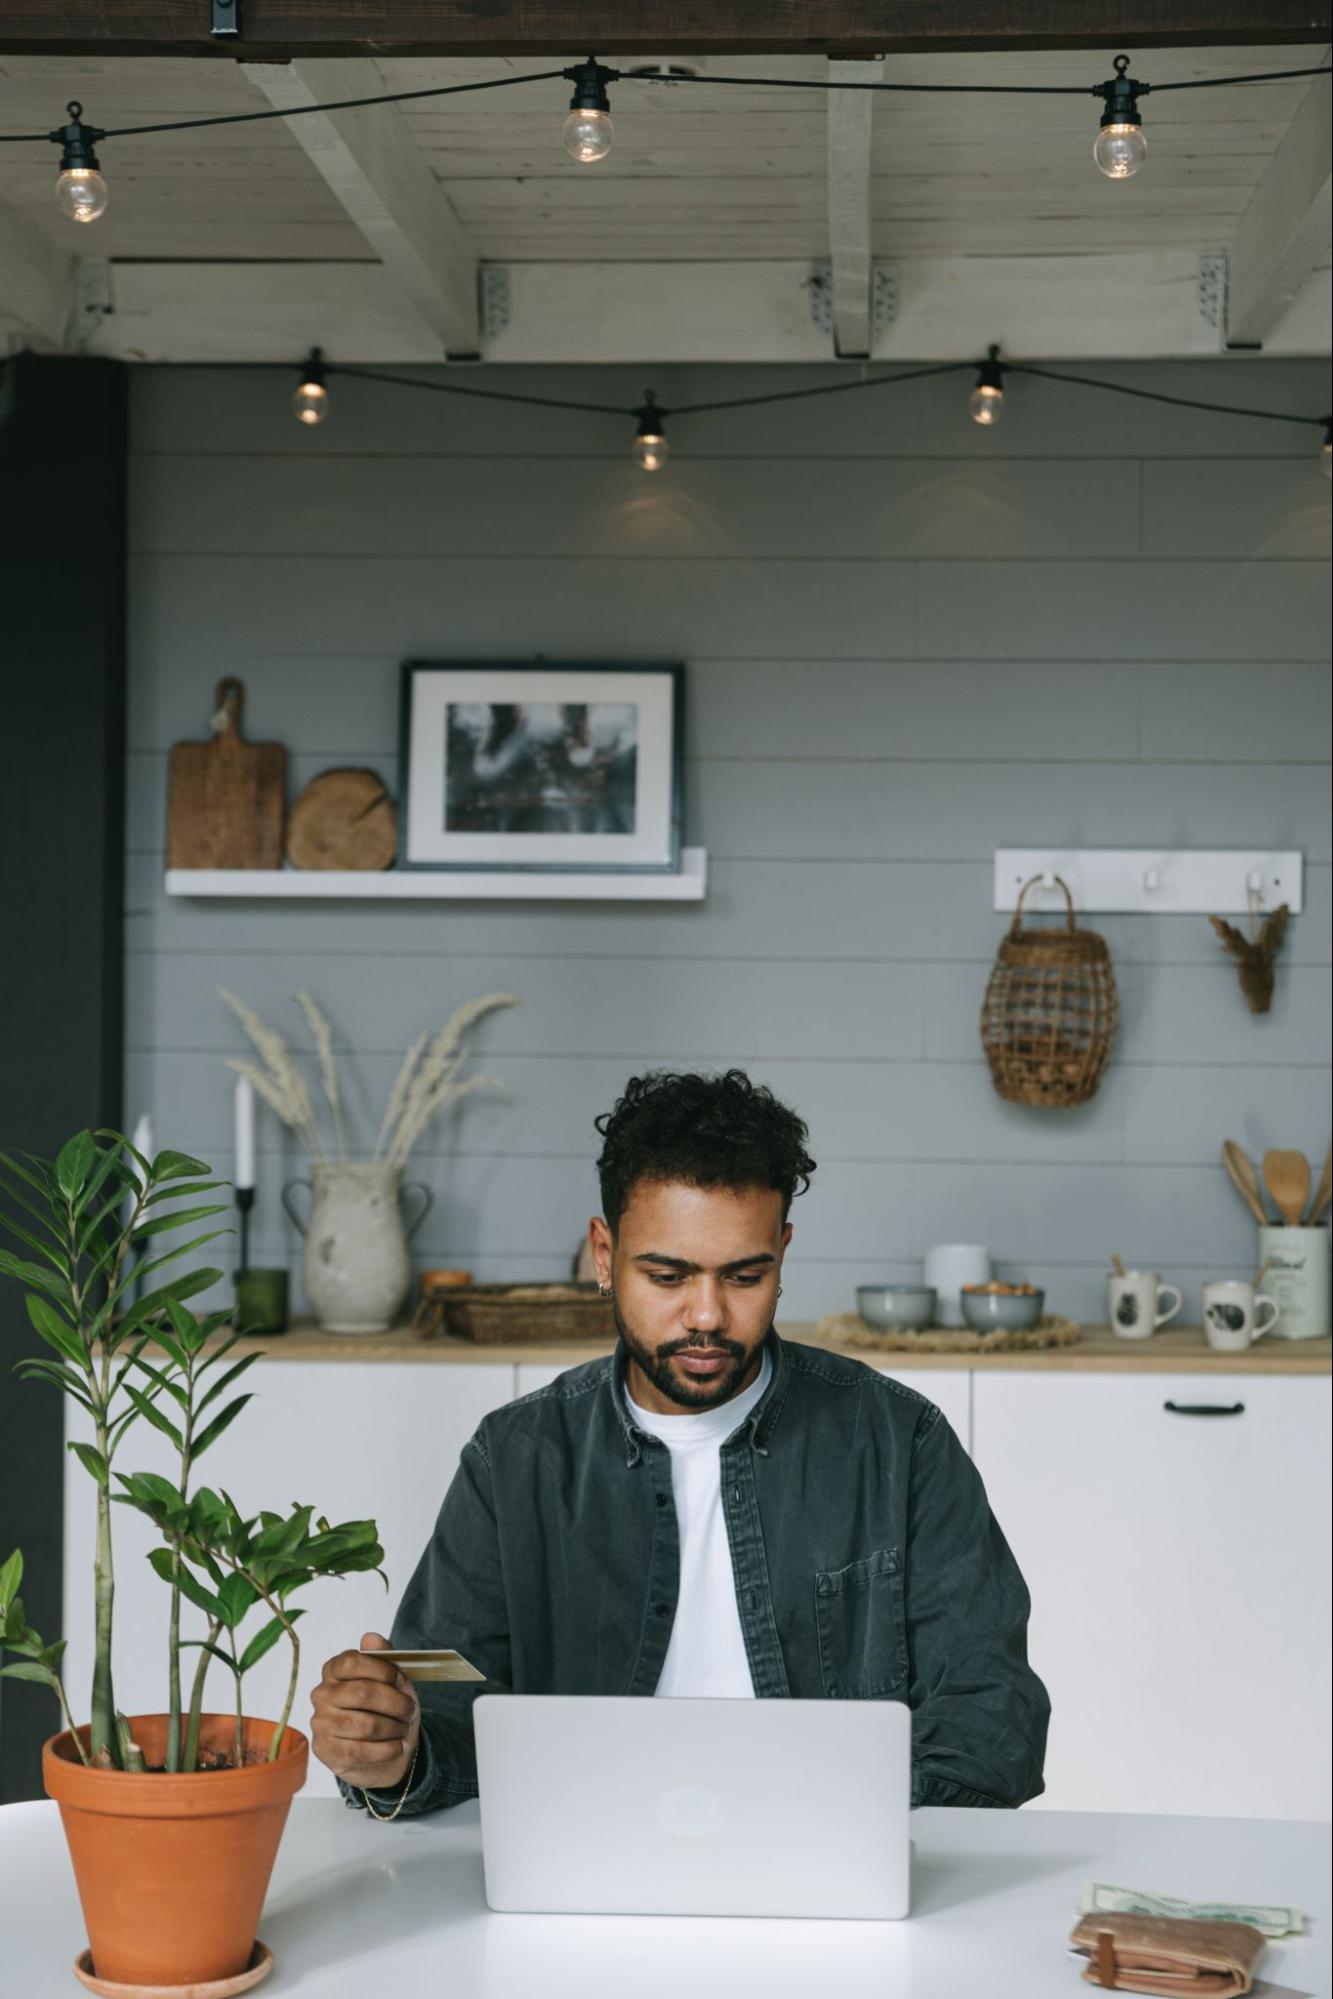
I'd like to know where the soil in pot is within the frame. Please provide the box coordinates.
[44,1713,307,1990]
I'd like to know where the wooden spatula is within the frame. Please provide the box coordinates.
[1221,1141,1269,1226]
[1305,1144,1332,1225]
[1263,1149,1311,1228]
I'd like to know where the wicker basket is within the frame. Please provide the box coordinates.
[981,875,1118,1108]
[434,1282,615,1345]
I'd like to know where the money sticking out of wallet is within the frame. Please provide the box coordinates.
[360,1647,485,1684]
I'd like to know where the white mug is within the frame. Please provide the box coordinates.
[1108,1270,1183,1340]
[924,1243,991,1328]
[1202,1279,1280,1351]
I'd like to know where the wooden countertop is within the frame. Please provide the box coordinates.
[193,1320,1332,1375]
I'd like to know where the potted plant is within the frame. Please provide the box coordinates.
[0,1128,387,1993]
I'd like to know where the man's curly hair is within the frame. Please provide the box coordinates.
[594,1069,817,1233]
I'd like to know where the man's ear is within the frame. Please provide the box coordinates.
[588,1213,614,1287]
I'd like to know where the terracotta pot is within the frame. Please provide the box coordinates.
[43,1715,307,1989]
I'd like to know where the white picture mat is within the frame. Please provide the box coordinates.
[405,669,676,867]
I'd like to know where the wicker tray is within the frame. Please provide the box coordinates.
[431,1282,615,1345]
[818,1313,1079,1355]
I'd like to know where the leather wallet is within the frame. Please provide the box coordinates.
[1069,1912,1268,1995]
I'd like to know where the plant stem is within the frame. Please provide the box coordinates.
[225,1561,300,1762]
[90,1429,118,1766]
[183,1620,221,1773]
[233,1655,244,1767]
[165,1400,195,1774]
[52,1669,91,1766]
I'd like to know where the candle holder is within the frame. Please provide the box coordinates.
[235,1185,255,1275]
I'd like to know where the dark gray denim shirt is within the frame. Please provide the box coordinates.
[340,1330,1049,1819]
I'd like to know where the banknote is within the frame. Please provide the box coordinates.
[1080,1881,1306,1939]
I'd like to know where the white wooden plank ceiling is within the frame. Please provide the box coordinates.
[0,47,1328,360]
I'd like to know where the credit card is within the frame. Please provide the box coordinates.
[359,1647,485,1683]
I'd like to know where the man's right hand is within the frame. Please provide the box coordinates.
[310,1631,421,1791]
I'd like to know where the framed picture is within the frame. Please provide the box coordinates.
[397,661,684,873]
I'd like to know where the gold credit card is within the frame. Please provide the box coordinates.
[360,1647,485,1683]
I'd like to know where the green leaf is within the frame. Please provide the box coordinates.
[25,1294,87,1369]
[15,1359,97,1415]
[0,1549,21,1612]
[132,1204,230,1242]
[109,1267,222,1343]
[122,1383,184,1452]
[166,1296,210,1357]
[0,1249,72,1304]
[147,1547,221,1617]
[119,1233,230,1300]
[74,1141,133,1238]
[191,1394,253,1461]
[216,1573,258,1629]
[0,1660,56,1687]
[253,1503,314,1561]
[152,1150,213,1183]
[239,1609,303,1675]
[0,1149,56,1202]
[198,1331,242,1372]
[144,1179,227,1206]
[114,1470,186,1529]
[96,1127,151,1187]
[180,1639,238,1673]
[129,1357,190,1412]
[67,1441,110,1488]
[195,1352,262,1417]
[0,1205,69,1273]
[54,1132,96,1203]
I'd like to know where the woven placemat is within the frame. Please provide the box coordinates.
[818,1313,1080,1355]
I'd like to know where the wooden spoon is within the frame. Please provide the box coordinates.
[1305,1144,1332,1225]
[1263,1149,1311,1228]
[1221,1141,1270,1226]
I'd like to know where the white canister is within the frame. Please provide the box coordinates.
[1257,1226,1331,1341]
[924,1243,991,1328]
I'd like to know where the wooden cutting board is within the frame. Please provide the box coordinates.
[166,678,286,870]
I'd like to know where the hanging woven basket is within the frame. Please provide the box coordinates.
[981,875,1118,1108]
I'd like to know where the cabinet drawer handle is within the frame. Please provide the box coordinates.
[1163,1400,1245,1418]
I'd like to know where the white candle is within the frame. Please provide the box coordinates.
[234,1077,256,1191]
[130,1113,153,1186]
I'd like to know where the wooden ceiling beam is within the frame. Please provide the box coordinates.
[1227,68,1332,346]
[826,58,881,359]
[1,3,1328,58]
[0,205,74,350]
[240,58,479,355]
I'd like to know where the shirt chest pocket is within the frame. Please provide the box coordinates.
[814,1547,907,1699]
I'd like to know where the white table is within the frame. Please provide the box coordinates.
[3,1799,1327,1998]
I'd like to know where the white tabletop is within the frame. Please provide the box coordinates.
[3,1798,1327,1999]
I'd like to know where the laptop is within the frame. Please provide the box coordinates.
[473,1693,911,1920]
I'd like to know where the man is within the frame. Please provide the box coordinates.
[312,1069,1049,1816]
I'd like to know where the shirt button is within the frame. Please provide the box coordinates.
[817,1580,831,1597]
[654,1603,670,1619]
[655,1493,669,1508]
[731,1487,740,1504]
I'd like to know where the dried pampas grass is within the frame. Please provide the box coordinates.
[218,986,518,1169]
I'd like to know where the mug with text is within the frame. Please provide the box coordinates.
[1202,1279,1280,1351]
[1108,1270,1182,1340]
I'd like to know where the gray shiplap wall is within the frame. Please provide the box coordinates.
[126,361,1332,1324]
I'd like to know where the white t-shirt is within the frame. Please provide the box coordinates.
[627,1350,773,1699]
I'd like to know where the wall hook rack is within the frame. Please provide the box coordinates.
[993,850,1303,916]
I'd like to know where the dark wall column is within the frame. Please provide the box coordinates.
[0,354,127,1801]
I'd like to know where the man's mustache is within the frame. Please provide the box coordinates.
[659,1336,745,1358]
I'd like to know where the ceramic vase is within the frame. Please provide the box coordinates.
[282,1162,431,1333]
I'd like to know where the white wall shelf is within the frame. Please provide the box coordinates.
[165,848,707,903]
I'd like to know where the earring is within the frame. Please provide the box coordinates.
[777,1285,783,1297]
[597,1282,610,1298]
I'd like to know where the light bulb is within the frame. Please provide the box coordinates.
[1093,122,1148,179]
[562,58,616,163]
[292,348,329,426]
[51,102,108,223]
[969,346,1005,427]
[1093,56,1147,180]
[56,166,109,223]
[633,395,668,471]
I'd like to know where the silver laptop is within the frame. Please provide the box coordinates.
[473,1694,911,1919]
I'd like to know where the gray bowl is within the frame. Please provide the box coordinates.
[960,1287,1044,1332]
[856,1284,937,1332]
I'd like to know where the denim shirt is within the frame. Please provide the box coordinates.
[340,1330,1049,1819]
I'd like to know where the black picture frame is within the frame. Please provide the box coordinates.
[396,660,684,874]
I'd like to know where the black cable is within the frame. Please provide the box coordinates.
[1005,363,1328,430]
[324,363,637,418]
[667,359,974,417]
[0,59,1327,145]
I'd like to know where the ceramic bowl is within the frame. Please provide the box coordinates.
[960,1287,1044,1332]
[856,1285,937,1331]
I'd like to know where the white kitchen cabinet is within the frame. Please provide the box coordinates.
[972,1372,1333,1821]
[62,1361,514,1797]
[517,1361,971,1451]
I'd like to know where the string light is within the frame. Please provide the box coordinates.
[968,345,1006,426]
[1093,56,1148,179]
[562,58,618,163]
[632,393,669,471]
[292,348,329,426]
[51,102,108,223]
[1322,418,1332,480]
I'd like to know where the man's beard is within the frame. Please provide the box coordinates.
[613,1294,762,1411]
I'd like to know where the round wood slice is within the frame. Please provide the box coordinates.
[286,768,397,871]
